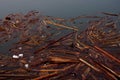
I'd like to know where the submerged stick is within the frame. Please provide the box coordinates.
[100,64,120,78]
[33,72,58,80]
[102,12,118,16]
[49,56,79,63]
[94,46,120,64]
[34,32,75,54]
[33,64,75,80]
[91,60,119,80]
[34,64,76,72]
[0,74,38,79]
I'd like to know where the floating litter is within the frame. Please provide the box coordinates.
[18,54,23,57]
[24,64,29,68]
[12,55,19,59]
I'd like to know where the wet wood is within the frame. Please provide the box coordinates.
[0,11,120,80]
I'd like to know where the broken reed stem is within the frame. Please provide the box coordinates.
[49,56,79,63]
[33,72,58,80]
[34,64,76,72]
[50,49,80,55]
[34,32,75,54]
[100,63,120,78]
[89,56,120,78]
[94,46,120,64]
[101,12,118,16]
[0,74,38,79]
[33,64,76,80]
[45,20,78,31]
[38,69,64,72]
[91,60,118,80]
[79,58,100,72]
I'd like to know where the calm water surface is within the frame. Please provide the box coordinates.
[0,0,120,18]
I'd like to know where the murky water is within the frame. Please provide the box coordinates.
[0,0,120,18]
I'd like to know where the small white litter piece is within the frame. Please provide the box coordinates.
[12,55,19,59]
[24,64,29,68]
[18,54,23,57]
[18,47,22,50]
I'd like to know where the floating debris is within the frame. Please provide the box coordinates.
[0,11,120,80]
[18,54,23,58]
[24,64,29,68]
[12,55,19,59]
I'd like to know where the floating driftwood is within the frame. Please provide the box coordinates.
[0,11,120,80]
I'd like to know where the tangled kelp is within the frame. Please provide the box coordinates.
[0,11,120,80]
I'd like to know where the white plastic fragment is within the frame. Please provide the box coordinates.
[12,55,19,59]
[18,54,23,57]
[18,47,22,50]
[24,64,29,68]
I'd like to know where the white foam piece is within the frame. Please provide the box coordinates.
[12,55,19,59]
[24,64,29,68]
[18,54,23,57]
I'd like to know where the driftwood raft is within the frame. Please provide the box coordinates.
[0,11,120,80]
